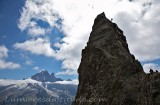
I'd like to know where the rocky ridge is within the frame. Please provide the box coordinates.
[31,70,63,82]
[0,71,77,105]
[73,12,160,105]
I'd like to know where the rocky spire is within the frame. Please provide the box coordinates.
[31,70,63,82]
[73,12,160,105]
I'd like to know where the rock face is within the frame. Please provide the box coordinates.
[73,12,160,105]
[31,70,63,82]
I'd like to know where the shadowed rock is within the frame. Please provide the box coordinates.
[73,12,160,105]
[31,70,63,82]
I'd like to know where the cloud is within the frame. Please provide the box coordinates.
[0,60,21,70]
[53,42,62,48]
[18,0,59,37]
[13,38,55,57]
[55,70,78,76]
[28,26,46,36]
[143,63,160,73]
[114,0,160,61]
[54,79,78,85]
[61,59,79,70]
[33,66,44,71]
[18,0,160,74]
[25,60,33,65]
[0,45,8,59]
[0,45,21,70]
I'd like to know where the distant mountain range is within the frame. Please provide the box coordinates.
[0,71,78,105]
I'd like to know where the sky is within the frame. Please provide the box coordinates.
[0,0,160,80]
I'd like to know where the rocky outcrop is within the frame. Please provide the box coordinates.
[31,70,63,82]
[73,12,160,105]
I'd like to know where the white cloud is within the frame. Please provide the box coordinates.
[13,38,55,57]
[0,45,8,59]
[55,70,78,76]
[61,59,79,70]
[114,0,160,61]
[0,45,21,70]
[0,60,21,70]
[54,79,78,85]
[143,63,160,73]
[115,2,160,61]
[18,0,59,37]
[25,60,33,65]
[19,0,160,74]
[33,66,44,71]
[28,26,46,36]
[53,42,62,48]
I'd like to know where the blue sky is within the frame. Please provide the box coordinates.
[0,0,77,80]
[0,0,160,80]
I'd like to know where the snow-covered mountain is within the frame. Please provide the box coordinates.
[31,70,63,82]
[0,71,78,105]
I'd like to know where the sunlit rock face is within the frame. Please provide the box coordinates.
[73,12,160,105]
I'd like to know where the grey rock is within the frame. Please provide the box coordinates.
[73,12,160,105]
[31,70,63,82]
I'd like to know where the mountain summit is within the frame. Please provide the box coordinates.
[73,12,160,105]
[31,70,63,82]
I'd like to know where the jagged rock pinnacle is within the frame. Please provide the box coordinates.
[73,12,160,105]
[31,71,63,82]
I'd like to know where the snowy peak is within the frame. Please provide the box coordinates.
[0,78,77,105]
[31,70,63,82]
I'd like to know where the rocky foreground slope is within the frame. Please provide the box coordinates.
[73,12,160,105]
